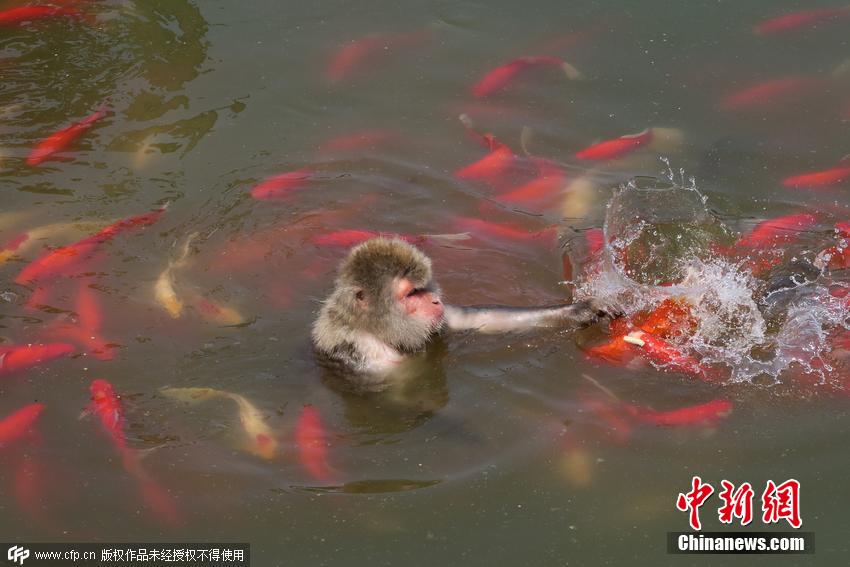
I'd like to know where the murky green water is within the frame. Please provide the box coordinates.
[2,1,850,565]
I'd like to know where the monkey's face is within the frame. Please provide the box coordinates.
[394,277,444,325]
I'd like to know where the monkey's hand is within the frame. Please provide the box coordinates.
[444,299,617,333]
[564,298,623,327]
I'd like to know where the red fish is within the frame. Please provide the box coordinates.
[719,76,817,110]
[817,244,850,270]
[0,404,45,446]
[585,334,635,364]
[317,129,397,153]
[454,217,557,245]
[0,232,29,260]
[87,379,183,526]
[44,283,113,360]
[27,104,108,166]
[472,55,582,98]
[836,221,850,237]
[496,159,567,208]
[455,143,516,185]
[782,166,850,189]
[735,213,817,249]
[624,330,710,379]
[295,405,334,482]
[624,399,732,426]
[585,228,604,257]
[325,29,431,83]
[755,6,850,35]
[313,229,396,247]
[250,168,314,201]
[16,207,166,284]
[580,395,632,444]
[0,343,73,375]
[0,4,85,26]
[575,128,653,161]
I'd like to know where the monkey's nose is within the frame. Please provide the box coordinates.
[432,298,441,305]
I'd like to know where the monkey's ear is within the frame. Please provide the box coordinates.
[354,289,368,309]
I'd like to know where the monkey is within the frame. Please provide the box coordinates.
[312,237,611,382]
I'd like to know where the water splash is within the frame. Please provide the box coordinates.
[575,169,850,385]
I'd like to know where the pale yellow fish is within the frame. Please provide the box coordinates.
[160,387,278,460]
[0,220,110,266]
[560,175,599,219]
[132,133,158,170]
[153,233,198,318]
[189,292,247,326]
[558,448,594,488]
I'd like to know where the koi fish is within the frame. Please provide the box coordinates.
[317,129,397,154]
[782,165,850,189]
[472,56,582,98]
[295,405,334,482]
[325,29,431,83]
[623,330,710,379]
[575,128,653,161]
[755,6,850,35]
[623,399,732,426]
[88,380,184,526]
[0,219,111,266]
[836,221,850,237]
[719,76,816,110]
[160,387,277,460]
[735,213,817,249]
[191,295,247,326]
[585,228,604,257]
[634,298,696,339]
[27,104,109,166]
[454,217,557,245]
[496,159,567,208]
[0,404,45,446]
[16,206,166,285]
[154,233,196,319]
[250,169,314,201]
[0,343,74,375]
[455,143,516,185]
[45,283,114,360]
[560,175,600,219]
[0,4,85,27]
[585,333,634,364]
[815,243,850,271]
[580,395,632,444]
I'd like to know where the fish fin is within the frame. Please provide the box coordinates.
[560,61,583,80]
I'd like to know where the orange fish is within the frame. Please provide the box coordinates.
[16,206,166,285]
[755,6,850,35]
[325,29,431,83]
[27,104,108,166]
[472,55,582,98]
[585,334,635,364]
[44,283,114,360]
[0,343,73,375]
[312,229,406,247]
[623,330,710,380]
[0,404,45,446]
[623,399,732,426]
[454,217,557,245]
[719,76,816,110]
[782,165,850,189]
[496,159,566,208]
[250,168,314,201]
[817,244,850,270]
[295,405,334,483]
[836,221,850,237]
[317,129,397,153]
[585,228,604,257]
[575,128,652,161]
[0,4,86,26]
[735,213,817,249]
[455,143,516,186]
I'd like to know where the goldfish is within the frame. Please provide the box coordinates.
[585,333,635,364]
[16,206,166,285]
[815,242,850,271]
[623,399,732,426]
[633,298,697,339]
[782,165,850,189]
[755,6,850,35]
[190,295,247,326]
[161,387,277,460]
[454,217,557,246]
[0,404,45,446]
[735,213,818,249]
[0,4,86,27]
[44,283,114,360]
[154,233,196,319]
[719,76,817,110]
[27,104,109,166]
[472,56,582,98]
[0,343,74,375]
[560,175,600,219]
[250,168,314,201]
[88,380,184,526]
[575,128,653,161]
[317,129,397,154]
[585,228,605,257]
[295,405,334,482]
[623,330,710,379]
[325,29,431,83]
[0,219,111,266]
[496,159,567,209]
[455,143,516,186]
[836,221,850,237]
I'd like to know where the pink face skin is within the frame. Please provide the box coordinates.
[394,278,444,324]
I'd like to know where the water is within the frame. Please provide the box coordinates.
[2,1,850,565]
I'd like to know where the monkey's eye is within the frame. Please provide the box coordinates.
[406,288,422,298]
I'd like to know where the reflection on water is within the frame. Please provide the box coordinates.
[2,0,850,565]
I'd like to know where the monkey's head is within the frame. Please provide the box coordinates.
[321,238,445,352]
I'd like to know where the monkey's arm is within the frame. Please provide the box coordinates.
[443,300,605,333]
